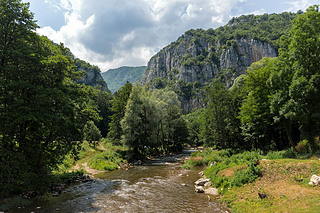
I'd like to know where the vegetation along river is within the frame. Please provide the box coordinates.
[20,151,227,213]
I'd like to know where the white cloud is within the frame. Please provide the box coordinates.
[35,0,251,71]
[287,0,319,12]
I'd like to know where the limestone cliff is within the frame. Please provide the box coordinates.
[75,59,110,92]
[142,36,276,113]
[142,12,296,113]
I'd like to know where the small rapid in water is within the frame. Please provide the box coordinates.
[20,152,227,213]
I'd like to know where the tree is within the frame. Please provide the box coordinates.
[108,81,132,144]
[121,85,187,160]
[240,58,282,150]
[84,121,102,147]
[200,80,234,148]
[0,0,97,196]
[269,5,320,150]
[94,87,113,137]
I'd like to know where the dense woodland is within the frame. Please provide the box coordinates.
[1,0,320,200]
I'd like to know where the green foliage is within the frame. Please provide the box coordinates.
[108,82,133,144]
[199,79,245,149]
[183,109,205,145]
[0,0,99,197]
[182,156,205,169]
[83,121,102,147]
[184,150,261,193]
[89,150,124,171]
[102,66,146,93]
[94,87,113,137]
[121,85,188,160]
[75,58,110,92]
[0,196,31,211]
[203,151,261,193]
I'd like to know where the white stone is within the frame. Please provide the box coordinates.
[309,174,320,185]
[205,187,219,196]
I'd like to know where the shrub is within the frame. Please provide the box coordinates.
[89,151,125,171]
[83,121,102,147]
[202,151,261,194]
[295,140,310,154]
[182,156,205,169]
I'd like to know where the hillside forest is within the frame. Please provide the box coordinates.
[1,0,320,202]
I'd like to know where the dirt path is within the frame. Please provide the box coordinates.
[72,162,103,175]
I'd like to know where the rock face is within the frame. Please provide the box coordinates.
[142,37,277,84]
[142,35,276,113]
[75,59,110,92]
[219,38,276,74]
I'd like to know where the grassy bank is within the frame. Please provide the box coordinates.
[184,149,320,212]
[60,138,128,174]
[0,139,127,211]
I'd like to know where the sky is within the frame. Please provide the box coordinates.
[23,0,319,72]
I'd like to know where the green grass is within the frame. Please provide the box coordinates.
[89,150,125,171]
[183,149,261,194]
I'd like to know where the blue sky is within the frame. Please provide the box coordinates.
[23,0,319,71]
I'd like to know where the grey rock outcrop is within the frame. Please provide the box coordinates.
[142,35,277,113]
[220,38,276,74]
[78,68,109,92]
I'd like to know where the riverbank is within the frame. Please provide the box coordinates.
[221,158,320,212]
[186,149,320,212]
[2,148,229,213]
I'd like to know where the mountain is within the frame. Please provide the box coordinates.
[142,12,297,113]
[102,66,146,93]
[75,58,110,92]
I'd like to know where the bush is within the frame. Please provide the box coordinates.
[83,121,102,147]
[182,156,205,169]
[295,140,310,154]
[89,151,125,171]
[202,151,261,194]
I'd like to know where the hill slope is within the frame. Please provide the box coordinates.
[75,58,110,92]
[102,66,146,93]
[142,12,297,113]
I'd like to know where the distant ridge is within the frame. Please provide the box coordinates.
[102,66,146,93]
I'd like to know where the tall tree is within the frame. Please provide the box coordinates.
[269,5,320,149]
[0,0,97,196]
[94,87,113,137]
[108,81,132,144]
[240,58,281,150]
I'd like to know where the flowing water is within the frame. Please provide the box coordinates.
[19,152,227,213]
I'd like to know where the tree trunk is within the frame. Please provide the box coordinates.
[283,119,297,152]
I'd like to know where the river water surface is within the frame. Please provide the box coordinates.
[21,153,227,213]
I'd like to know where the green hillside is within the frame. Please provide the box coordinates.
[102,66,146,93]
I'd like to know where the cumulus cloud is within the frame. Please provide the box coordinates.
[34,0,317,71]
[287,0,319,12]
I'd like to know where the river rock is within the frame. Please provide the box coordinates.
[195,178,210,186]
[199,171,204,176]
[205,187,219,196]
[204,181,212,187]
[81,174,92,182]
[309,174,320,185]
[195,186,205,193]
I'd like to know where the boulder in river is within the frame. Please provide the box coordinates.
[195,178,210,186]
[205,187,219,196]
[195,186,205,193]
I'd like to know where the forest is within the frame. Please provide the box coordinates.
[1,0,320,207]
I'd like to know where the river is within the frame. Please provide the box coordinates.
[19,152,227,213]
